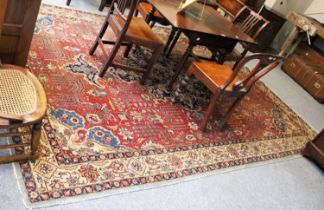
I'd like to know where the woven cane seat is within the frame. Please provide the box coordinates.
[0,69,37,116]
[0,64,47,164]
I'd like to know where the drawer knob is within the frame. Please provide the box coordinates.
[314,82,321,89]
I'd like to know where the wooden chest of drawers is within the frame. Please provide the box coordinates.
[282,43,324,103]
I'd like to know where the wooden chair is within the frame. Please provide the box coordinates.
[0,63,47,164]
[66,0,111,11]
[177,53,282,131]
[89,0,163,84]
[214,6,270,64]
[136,0,180,56]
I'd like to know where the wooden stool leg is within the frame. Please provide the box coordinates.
[140,47,162,85]
[200,93,221,131]
[31,122,42,157]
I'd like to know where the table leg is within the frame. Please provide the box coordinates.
[167,43,194,90]
[164,27,177,54]
[166,29,182,58]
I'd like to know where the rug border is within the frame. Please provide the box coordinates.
[13,155,303,209]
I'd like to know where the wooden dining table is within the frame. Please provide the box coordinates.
[148,0,256,89]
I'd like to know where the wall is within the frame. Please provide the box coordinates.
[268,0,324,51]
[265,0,314,16]
[304,0,324,23]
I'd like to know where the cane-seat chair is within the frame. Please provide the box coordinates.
[0,64,47,163]
[89,0,163,84]
[180,53,282,131]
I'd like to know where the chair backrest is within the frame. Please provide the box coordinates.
[0,0,7,38]
[110,0,139,28]
[221,53,283,92]
[233,6,269,41]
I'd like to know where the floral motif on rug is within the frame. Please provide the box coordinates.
[18,5,316,204]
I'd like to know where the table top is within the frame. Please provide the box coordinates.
[149,0,256,44]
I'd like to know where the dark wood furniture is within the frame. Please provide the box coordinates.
[304,130,324,170]
[217,6,269,65]
[0,0,5,35]
[251,7,285,52]
[89,0,163,84]
[66,0,112,11]
[0,0,41,67]
[149,0,256,89]
[0,63,47,164]
[212,0,245,17]
[206,0,265,16]
[207,0,279,52]
[137,1,169,27]
[165,0,253,58]
[282,43,324,103]
[280,13,324,103]
[176,53,282,131]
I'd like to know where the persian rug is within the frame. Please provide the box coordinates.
[15,4,316,207]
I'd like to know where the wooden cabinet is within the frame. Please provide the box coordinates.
[304,130,324,170]
[0,0,41,67]
[282,43,324,103]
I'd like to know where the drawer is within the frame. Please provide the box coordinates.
[306,73,324,100]
[282,56,304,79]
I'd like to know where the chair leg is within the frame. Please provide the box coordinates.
[99,0,107,11]
[140,46,162,85]
[124,44,133,58]
[166,29,181,58]
[99,38,123,77]
[199,93,221,131]
[89,17,110,55]
[217,94,245,130]
[168,43,193,90]
[66,0,71,6]
[31,122,42,157]
[149,21,156,28]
